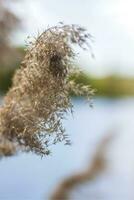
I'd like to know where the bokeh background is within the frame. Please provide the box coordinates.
[0,0,134,199]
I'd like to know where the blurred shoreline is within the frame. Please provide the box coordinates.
[0,47,134,97]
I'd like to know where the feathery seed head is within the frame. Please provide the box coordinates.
[0,24,94,156]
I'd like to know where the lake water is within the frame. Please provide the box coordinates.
[0,97,134,200]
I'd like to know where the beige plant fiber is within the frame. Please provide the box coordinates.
[0,24,94,157]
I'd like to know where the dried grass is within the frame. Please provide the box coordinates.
[0,24,94,156]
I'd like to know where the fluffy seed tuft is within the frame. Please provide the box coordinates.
[0,24,94,156]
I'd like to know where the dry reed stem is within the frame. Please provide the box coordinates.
[50,134,112,200]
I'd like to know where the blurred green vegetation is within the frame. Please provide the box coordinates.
[0,67,15,93]
[70,73,134,97]
[1,66,134,97]
[0,47,134,97]
[0,47,24,94]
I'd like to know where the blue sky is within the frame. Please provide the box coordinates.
[9,0,134,77]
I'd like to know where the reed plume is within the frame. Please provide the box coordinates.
[0,24,94,156]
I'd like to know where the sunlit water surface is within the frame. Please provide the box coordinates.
[0,97,134,200]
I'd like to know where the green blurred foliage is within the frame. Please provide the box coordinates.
[70,73,134,97]
[0,47,134,97]
[0,67,15,93]
[0,47,24,94]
